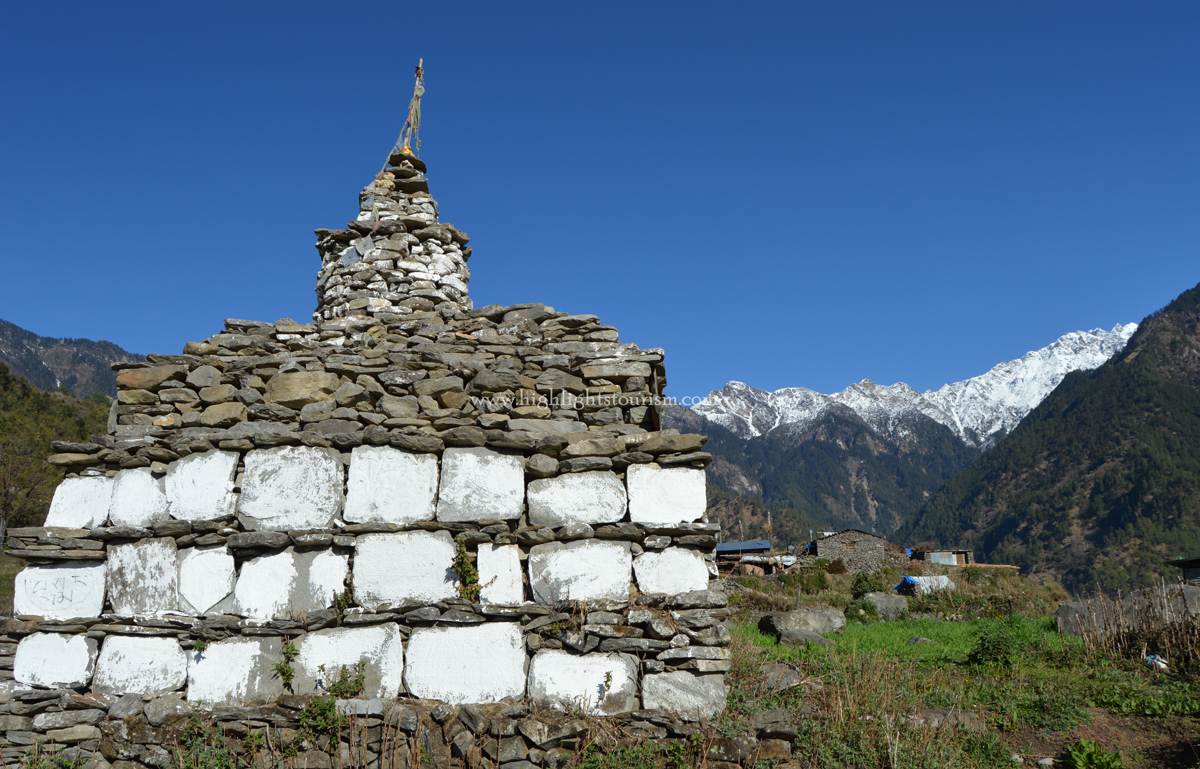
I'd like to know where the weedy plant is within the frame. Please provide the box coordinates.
[273,640,299,691]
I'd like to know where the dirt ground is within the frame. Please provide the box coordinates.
[1006,710,1200,768]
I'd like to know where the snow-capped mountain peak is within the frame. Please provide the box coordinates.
[694,323,1137,447]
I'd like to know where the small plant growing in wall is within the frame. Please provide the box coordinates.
[324,660,368,699]
[192,638,209,654]
[333,585,354,625]
[453,540,482,602]
[274,640,299,691]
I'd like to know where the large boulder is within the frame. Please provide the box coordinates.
[759,609,846,637]
[864,592,907,621]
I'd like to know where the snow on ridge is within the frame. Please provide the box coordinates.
[694,323,1137,446]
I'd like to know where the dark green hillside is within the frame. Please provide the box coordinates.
[0,362,110,530]
[899,280,1200,593]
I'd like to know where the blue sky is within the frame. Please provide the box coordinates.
[2,2,1197,401]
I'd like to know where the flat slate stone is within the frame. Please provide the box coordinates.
[527,650,639,716]
[633,548,710,595]
[528,540,632,605]
[353,531,458,610]
[293,625,404,699]
[232,548,349,620]
[239,447,344,531]
[477,544,524,605]
[45,476,113,529]
[93,636,188,696]
[187,637,283,705]
[177,546,236,615]
[13,633,98,689]
[165,451,239,522]
[108,468,170,527]
[13,562,105,620]
[343,446,438,525]
[404,623,526,705]
[526,471,627,528]
[626,465,706,524]
[436,448,523,522]
[641,671,727,720]
[107,538,179,615]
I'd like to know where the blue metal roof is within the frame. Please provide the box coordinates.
[715,539,771,554]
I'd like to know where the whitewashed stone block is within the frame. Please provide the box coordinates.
[477,544,524,605]
[232,548,348,620]
[404,624,525,704]
[177,547,236,615]
[343,446,438,525]
[526,471,627,527]
[187,637,283,705]
[626,465,706,524]
[165,451,239,522]
[108,468,169,527]
[293,625,404,699]
[45,476,112,529]
[633,548,710,595]
[527,651,639,715]
[107,538,178,615]
[435,448,523,522]
[14,633,98,689]
[93,636,188,696]
[528,540,632,605]
[353,532,458,610]
[642,671,727,720]
[239,447,344,531]
[13,563,105,620]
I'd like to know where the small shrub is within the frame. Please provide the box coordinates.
[968,622,1018,667]
[298,695,342,754]
[1062,737,1123,769]
[845,599,881,624]
[825,559,848,575]
[851,571,886,599]
[452,540,481,601]
[325,660,367,699]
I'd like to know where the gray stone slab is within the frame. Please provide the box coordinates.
[232,548,349,620]
[293,625,404,699]
[13,562,106,620]
[404,624,526,705]
[165,451,239,522]
[13,633,98,689]
[505,420,586,438]
[93,636,188,696]
[759,609,846,637]
[343,446,438,525]
[45,476,113,529]
[528,540,632,605]
[108,468,169,527]
[626,466,705,524]
[641,671,727,720]
[107,538,179,615]
[239,447,344,531]
[352,531,458,610]
[436,447,524,522]
[187,637,283,705]
[527,651,638,715]
[864,592,907,621]
[526,471,627,528]
[177,546,236,615]
[632,548,709,596]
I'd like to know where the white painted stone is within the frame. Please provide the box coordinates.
[343,446,438,525]
[232,548,349,620]
[107,538,178,615]
[13,563,105,620]
[108,468,169,527]
[14,633,98,689]
[626,465,706,524]
[633,548,710,595]
[177,547,236,615]
[528,540,632,605]
[642,671,727,720]
[527,650,639,715]
[293,625,404,699]
[45,476,113,529]
[526,471,627,527]
[239,447,344,531]
[435,448,523,522]
[165,451,239,522]
[353,531,458,610]
[404,624,526,704]
[93,636,188,696]
[187,637,283,706]
[477,544,524,605]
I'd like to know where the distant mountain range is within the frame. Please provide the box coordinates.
[668,323,1136,541]
[0,319,142,398]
